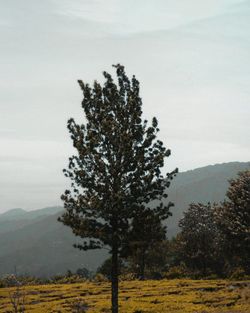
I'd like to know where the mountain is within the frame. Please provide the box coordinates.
[0,161,249,277]
[0,211,107,278]
[0,206,62,222]
[0,206,63,235]
[0,208,27,221]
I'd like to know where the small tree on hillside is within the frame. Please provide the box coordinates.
[178,203,221,275]
[124,208,167,279]
[59,65,177,313]
[214,170,250,273]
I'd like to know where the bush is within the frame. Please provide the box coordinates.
[94,273,108,283]
[230,267,247,280]
[76,268,91,279]
[96,257,125,280]
[203,273,219,280]
[0,275,41,288]
[0,275,19,288]
[70,298,89,313]
[164,265,187,279]
[148,271,163,280]
[51,274,87,284]
[119,273,136,281]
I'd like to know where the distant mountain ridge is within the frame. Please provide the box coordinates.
[0,161,249,277]
[0,206,63,235]
[0,206,63,221]
[0,208,27,219]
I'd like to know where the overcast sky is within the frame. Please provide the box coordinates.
[0,0,249,212]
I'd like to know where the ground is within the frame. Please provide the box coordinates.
[0,279,249,312]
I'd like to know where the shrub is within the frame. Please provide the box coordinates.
[229,267,247,280]
[119,273,136,281]
[70,298,89,313]
[164,265,187,279]
[148,271,163,280]
[94,273,108,283]
[76,268,91,279]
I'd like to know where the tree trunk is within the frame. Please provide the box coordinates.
[111,246,119,313]
[202,257,207,277]
[139,248,145,280]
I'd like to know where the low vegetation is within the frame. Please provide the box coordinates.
[0,279,249,313]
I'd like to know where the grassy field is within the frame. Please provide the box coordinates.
[0,279,249,313]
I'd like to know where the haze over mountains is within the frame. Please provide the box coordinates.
[1,0,250,212]
[0,161,249,277]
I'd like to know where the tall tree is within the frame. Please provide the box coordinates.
[214,170,250,273]
[59,64,177,313]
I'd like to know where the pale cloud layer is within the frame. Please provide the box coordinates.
[0,0,249,211]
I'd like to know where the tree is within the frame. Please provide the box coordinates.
[59,64,177,313]
[178,203,221,275]
[214,170,250,273]
[142,240,170,279]
[76,267,91,279]
[124,208,167,279]
[96,257,124,280]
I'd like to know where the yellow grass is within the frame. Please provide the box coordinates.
[0,279,249,313]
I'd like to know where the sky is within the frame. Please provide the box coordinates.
[0,0,249,211]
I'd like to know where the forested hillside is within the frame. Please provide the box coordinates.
[0,161,248,277]
[166,161,250,236]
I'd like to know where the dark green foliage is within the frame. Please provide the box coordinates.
[96,258,113,280]
[137,240,170,279]
[76,267,91,279]
[124,214,167,279]
[177,203,222,275]
[59,64,177,312]
[166,162,250,237]
[59,65,176,252]
[170,170,250,277]
[97,257,125,280]
[214,170,250,273]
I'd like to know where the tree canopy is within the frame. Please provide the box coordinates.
[214,170,250,272]
[178,203,221,275]
[59,64,177,312]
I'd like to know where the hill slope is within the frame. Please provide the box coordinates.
[0,161,249,277]
[0,212,107,277]
[0,206,63,235]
